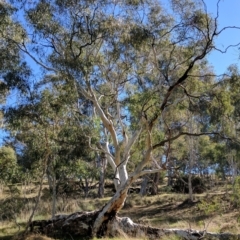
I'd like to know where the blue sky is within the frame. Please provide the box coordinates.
[206,0,240,74]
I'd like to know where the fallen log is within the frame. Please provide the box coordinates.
[30,211,240,240]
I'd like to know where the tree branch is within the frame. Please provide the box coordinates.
[153,131,236,150]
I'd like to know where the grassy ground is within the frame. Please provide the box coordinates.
[121,192,240,233]
[0,181,240,239]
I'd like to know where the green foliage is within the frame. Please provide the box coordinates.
[0,146,20,183]
[172,175,206,194]
[209,88,234,126]
[0,197,24,221]
[27,2,55,32]
[0,2,24,72]
[198,197,221,216]
[129,26,151,50]
[231,177,240,208]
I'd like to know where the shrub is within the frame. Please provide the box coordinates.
[171,175,206,194]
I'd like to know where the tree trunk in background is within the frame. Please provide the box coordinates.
[151,172,159,195]
[167,159,174,187]
[232,159,237,185]
[228,151,237,185]
[25,166,46,235]
[46,165,57,218]
[188,115,194,202]
[98,153,107,198]
[52,173,57,218]
[0,180,3,195]
[84,178,89,198]
[140,176,148,196]
[188,173,193,201]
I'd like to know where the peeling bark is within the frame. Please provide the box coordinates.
[30,213,240,240]
[92,185,129,236]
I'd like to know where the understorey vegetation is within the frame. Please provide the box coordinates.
[1,0,240,239]
[1,179,240,239]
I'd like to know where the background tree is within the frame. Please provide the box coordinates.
[0,146,19,184]
[5,78,100,216]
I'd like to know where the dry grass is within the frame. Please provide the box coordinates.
[120,184,240,234]
[0,221,25,240]
[13,234,54,240]
[25,236,53,240]
[92,238,147,240]
[1,181,240,239]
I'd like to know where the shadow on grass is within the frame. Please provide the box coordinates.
[0,236,13,240]
[176,199,200,209]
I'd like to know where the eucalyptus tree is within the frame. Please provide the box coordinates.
[0,1,29,129]
[0,1,21,74]
[4,0,240,238]
[5,78,100,215]
[0,146,19,184]
[209,66,240,181]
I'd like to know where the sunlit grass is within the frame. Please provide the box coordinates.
[0,221,25,239]
[1,181,240,239]
[92,237,147,240]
